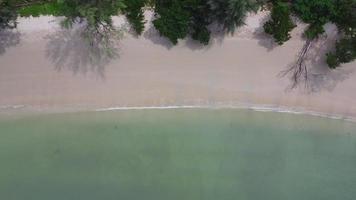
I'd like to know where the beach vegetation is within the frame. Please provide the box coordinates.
[0,0,17,29]
[58,0,125,44]
[327,37,356,68]
[263,1,295,45]
[293,0,336,39]
[208,0,260,34]
[18,1,64,17]
[123,0,146,35]
[152,0,191,45]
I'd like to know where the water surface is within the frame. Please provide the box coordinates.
[0,109,356,200]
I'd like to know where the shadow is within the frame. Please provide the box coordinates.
[281,23,353,93]
[45,25,120,78]
[306,31,353,93]
[252,14,278,51]
[0,30,21,55]
[307,68,354,93]
[209,22,227,46]
[143,25,174,49]
[184,37,209,51]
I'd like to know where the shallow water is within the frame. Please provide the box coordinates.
[0,109,356,200]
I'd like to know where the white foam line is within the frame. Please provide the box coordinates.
[0,105,25,109]
[0,104,353,122]
[95,104,355,122]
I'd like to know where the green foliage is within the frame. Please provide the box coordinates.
[192,25,211,45]
[123,0,146,35]
[0,0,17,29]
[59,0,125,28]
[153,0,191,44]
[263,2,295,45]
[153,1,191,44]
[333,0,356,37]
[327,37,356,68]
[208,0,259,34]
[293,0,336,39]
[19,2,65,17]
[304,23,325,40]
[326,53,340,69]
[55,0,126,63]
[293,0,336,24]
[190,0,212,45]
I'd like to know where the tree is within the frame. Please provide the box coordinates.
[0,0,17,29]
[264,1,295,45]
[326,0,356,68]
[293,0,336,39]
[189,0,212,45]
[152,0,191,44]
[333,0,356,35]
[56,0,126,68]
[208,0,259,34]
[327,37,356,68]
[123,0,146,35]
[59,0,126,45]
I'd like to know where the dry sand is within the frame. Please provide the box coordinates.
[0,11,356,120]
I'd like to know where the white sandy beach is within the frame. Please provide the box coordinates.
[0,11,356,119]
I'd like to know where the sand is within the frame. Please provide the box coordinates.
[0,11,356,119]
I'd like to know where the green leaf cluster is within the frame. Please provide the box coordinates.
[208,0,259,34]
[19,2,65,17]
[327,38,356,68]
[0,0,17,29]
[293,0,336,39]
[123,0,146,35]
[152,0,262,45]
[152,0,191,45]
[263,1,295,45]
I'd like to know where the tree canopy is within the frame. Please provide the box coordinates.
[0,0,17,29]
[263,1,295,45]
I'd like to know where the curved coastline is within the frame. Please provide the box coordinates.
[1,13,356,123]
[1,103,355,123]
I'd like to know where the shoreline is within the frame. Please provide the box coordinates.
[0,103,355,123]
[1,12,356,122]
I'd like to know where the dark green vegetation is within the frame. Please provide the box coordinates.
[0,0,355,70]
[18,1,64,17]
[262,0,356,70]
[0,0,17,29]
[123,0,146,35]
[263,1,295,45]
[152,0,192,44]
[152,0,262,45]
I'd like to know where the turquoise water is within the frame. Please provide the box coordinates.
[0,109,356,200]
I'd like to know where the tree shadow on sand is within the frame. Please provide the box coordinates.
[281,24,354,93]
[305,34,354,93]
[252,13,278,51]
[143,25,174,49]
[45,25,121,78]
[0,30,21,55]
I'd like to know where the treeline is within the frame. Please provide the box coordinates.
[0,0,355,70]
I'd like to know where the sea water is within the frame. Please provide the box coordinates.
[0,109,356,200]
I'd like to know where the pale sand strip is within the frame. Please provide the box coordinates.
[0,11,355,120]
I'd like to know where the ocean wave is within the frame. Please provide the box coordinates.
[94,104,355,123]
[0,103,353,122]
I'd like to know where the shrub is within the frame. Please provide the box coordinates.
[326,53,340,69]
[0,0,17,29]
[153,1,191,44]
[293,0,336,39]
[263,2,295,45]
[327,37,356,68]
[123,0,146,35]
